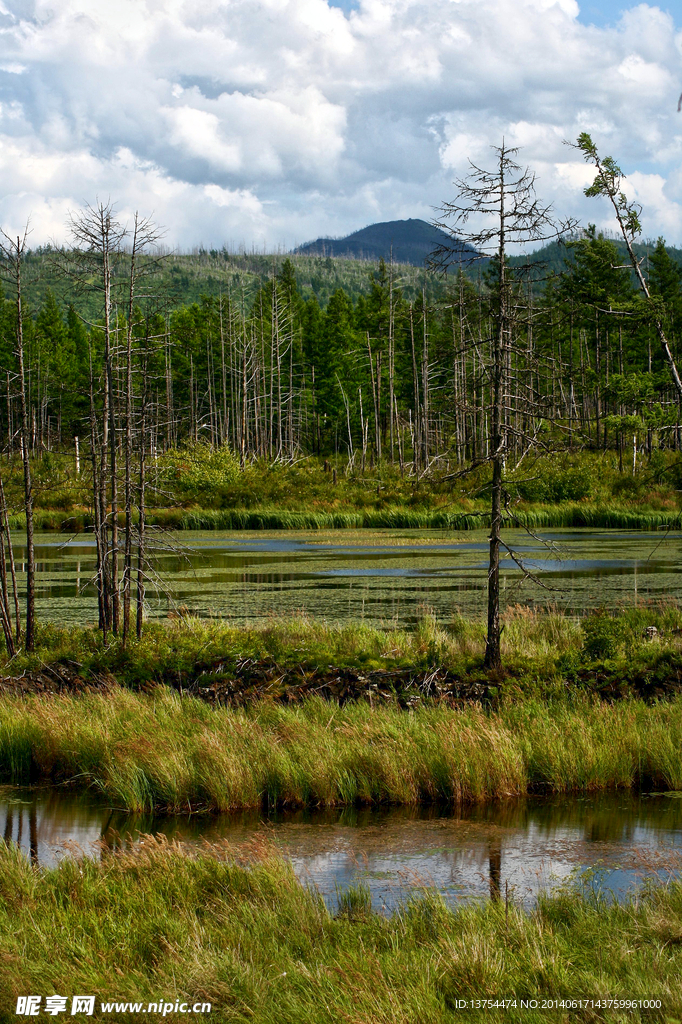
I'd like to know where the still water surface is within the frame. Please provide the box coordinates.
[11,527,682,626]
[3,788,681,910]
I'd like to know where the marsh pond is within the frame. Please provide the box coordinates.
[6,525,682,912]
[12,526,682,626]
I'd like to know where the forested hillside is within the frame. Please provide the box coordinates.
[5,228,682,469]
[18,246,451,322]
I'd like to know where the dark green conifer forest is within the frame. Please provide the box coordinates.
[4,231,682,469]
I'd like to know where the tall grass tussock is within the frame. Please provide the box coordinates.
[1,689,682,812]
[1,609,681,811]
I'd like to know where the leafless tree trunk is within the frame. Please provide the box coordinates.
[0,477,15,655]
[367,334,380,461]
[0,228,35,650]
[421,285,430,469]
[121,213,163,644]
[432,142,573,669]
[136,384,147,640]
[388,254,395,463]
[0,477,20,643]
[409,308,420,473]
[89,351,106,637]
[67,202,128,635]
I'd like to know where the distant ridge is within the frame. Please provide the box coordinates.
[292,218,476,268]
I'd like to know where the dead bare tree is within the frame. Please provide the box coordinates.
[121,213,165,645]
[136,348,150,640]
[0,225,35,650]
[432,143,575,669]
[0,476,17,655]
[67,201,128,635]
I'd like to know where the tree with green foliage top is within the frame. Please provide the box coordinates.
[314,288,356,450]
[34,290,80,444]
[558,226,638,449]
[649,237,682,346]
[576,133,682,402]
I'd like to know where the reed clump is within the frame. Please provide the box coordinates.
[10,503,682,532]
[1,689,682,811]
[0,836,680,1021]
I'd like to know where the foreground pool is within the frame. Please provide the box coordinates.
[4,787,681,911]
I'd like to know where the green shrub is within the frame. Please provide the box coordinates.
[157,443,241,506]
[611,473,645,497]
[511,467,592,503]
[34,487,74,511]
[581,611,627,661]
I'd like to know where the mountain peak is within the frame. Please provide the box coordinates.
[292,218,475,268]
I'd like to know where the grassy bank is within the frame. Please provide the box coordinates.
[140,504,682,532]
[2,447,682,532]
[0,837,680,1023]
[6,606,682,700]
[1,688,682,811]
[0,611,680,811]
[10,501,682,533]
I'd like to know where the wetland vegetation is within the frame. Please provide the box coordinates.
[3,684,682,812]
[0,608,681,812]
[0,835,681,1022]
[2,151,682,653]
[2,448,682,533]
[2,152,682,1018]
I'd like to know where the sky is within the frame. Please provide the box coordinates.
[0,0,681,251]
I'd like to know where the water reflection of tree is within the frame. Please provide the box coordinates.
[29,805,37,863]
[488,840,502,901]
[3,804,12,844]
[3,801,39,863]
[466,795,682,844]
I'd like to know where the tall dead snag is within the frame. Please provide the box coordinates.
[67,202,127,635]
[88,346,106,636]
[121,213,165,645]
[576,133,682,401]
[136,349,149,641]
[421,281,430,469]
[0,478,20,644]
[388,253,395,462]
[0,227,35,650]
[432,143,574,669]
[0,478,16,655]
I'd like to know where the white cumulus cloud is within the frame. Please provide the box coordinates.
[0,0,680,248]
